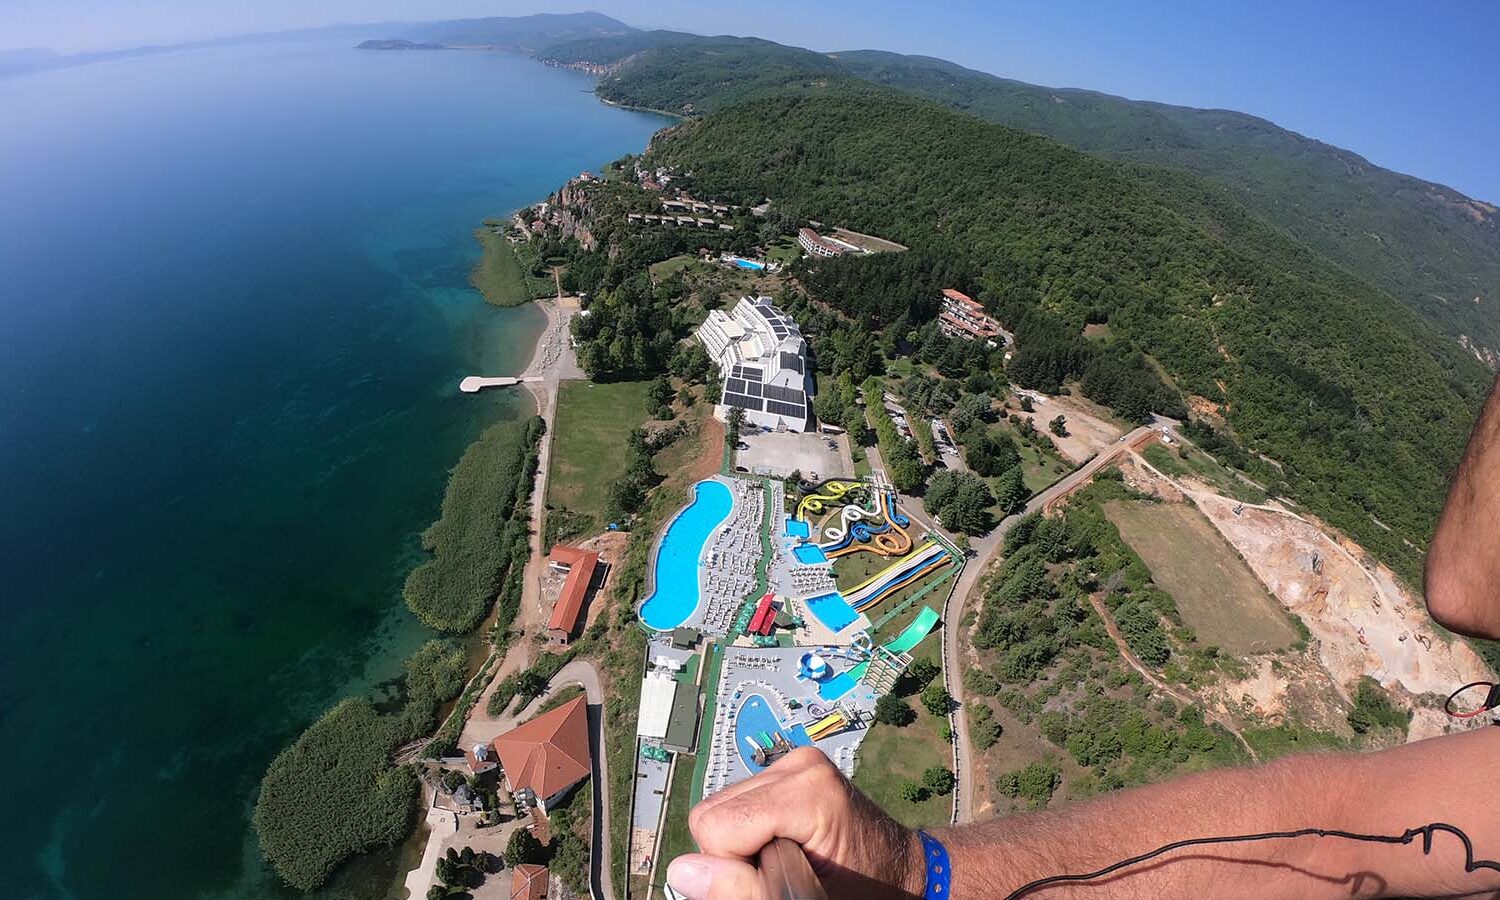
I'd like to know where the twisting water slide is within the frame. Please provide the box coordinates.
[814,487,913,558]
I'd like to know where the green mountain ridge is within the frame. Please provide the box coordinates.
[546,31,1500,363]
[390,11,635,53]
[640,86,1486,584]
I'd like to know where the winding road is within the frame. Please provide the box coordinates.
[938,424,1155,822]
[514,659,615,900]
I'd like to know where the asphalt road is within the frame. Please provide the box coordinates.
[521,659,614,900]
[941,424,1155,822]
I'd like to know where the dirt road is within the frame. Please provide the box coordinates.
[1087,596,1259,761]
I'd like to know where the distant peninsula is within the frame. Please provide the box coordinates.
[356,39,446,51]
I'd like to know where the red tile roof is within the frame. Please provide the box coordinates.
[463,743,499,776]
[941,288,984,311]
[546,545,600,637]
[511,863,549,900]
[939,310,1001,339]
[492,695,591,801]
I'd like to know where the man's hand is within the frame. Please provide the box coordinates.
[665,747,925,900]
[1428,374,1500,638]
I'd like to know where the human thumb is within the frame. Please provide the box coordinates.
[666,852,766,900]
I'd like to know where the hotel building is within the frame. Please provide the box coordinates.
[696,296,813,432]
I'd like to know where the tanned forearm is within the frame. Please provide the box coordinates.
[1428,374,1500,638]
[923,726,1500,899]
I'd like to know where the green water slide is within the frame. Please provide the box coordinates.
[883,606,940,654]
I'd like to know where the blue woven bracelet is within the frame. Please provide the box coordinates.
[917,830,952,898]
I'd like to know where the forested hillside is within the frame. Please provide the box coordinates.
[834,50,1500,363]
[644,89,1487,582]
[561,32,1500,361]
[373,11,634,53]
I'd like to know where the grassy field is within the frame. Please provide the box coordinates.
[546,380,652,532]
[1104,500,1298,655]
[765,237,802,266]
[649,253,699,280]
[653,764,698,897]
[832,550,890,591]
[992,417,1069,493]
[469,228,532,307]
[854,602,953,827]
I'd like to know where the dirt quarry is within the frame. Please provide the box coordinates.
[1188,490,1490,704]
[1119,452,1492,742]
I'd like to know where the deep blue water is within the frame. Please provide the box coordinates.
[638,479,734,631]
[0,38,665,900]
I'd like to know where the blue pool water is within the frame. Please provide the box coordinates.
[639,479,734,630]
[785,517,811,539]
[735,693,811,774]
[818,671,859,701]
[803,591,860,633]
[732,257,767,270]
[793,543,829,565]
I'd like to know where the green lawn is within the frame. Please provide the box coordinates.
[853,454,873,479]
[654,764,699,896]
[546,380,652,533]
[470,228,531,307]
[852,606,953,827]
[649,253,699,280]
[765,238,802,266]
[833,551,888,592]
[991,417,1068,493]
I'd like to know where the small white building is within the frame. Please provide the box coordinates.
[696,296,813,432]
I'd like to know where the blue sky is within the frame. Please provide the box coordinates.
[6,1,1497,201]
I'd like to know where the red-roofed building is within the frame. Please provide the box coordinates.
[798,227,847,259]
[492,695,591,813]
[748,591,778,636]
[464,740,500,777]
[510,863,549,900]
[546,545,601,645]
[937,288,1004,343]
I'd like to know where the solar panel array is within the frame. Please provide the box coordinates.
[701,296,813,428]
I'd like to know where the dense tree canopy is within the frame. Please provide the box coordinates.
[646,89,1486,581]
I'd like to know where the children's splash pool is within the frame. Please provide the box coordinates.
[802,591,860,633]
[735,692,811,774]
[638,479,734,630]
[792,543,828,565]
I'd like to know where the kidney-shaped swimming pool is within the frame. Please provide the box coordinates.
[638,478,734,631]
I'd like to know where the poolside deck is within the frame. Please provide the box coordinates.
[700,645,878,797]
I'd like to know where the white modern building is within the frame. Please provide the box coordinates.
[696,296,813,432]
[798,227,847,258]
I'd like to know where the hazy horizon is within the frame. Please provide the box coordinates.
[3,2,1498,207]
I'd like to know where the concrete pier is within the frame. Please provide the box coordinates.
[459,375,541,393]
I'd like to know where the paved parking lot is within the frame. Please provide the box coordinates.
[735,428,846,480]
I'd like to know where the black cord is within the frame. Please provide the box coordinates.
[1001,822,1500,899]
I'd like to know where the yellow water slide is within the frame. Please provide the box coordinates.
[797,480,863,521]
[805,712,848,741]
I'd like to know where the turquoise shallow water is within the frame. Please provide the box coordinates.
[0,38,664,900]
[639,479,734,631]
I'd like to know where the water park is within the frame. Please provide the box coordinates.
[628,471,961,883]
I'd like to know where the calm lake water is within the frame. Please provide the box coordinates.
[0,37,664,900]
